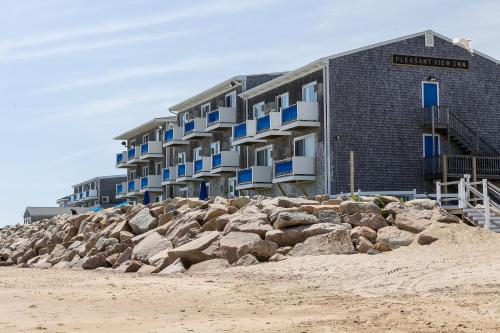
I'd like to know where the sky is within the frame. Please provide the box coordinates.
[1,0,499,226]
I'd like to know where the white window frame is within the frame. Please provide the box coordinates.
[255,144,273,167]
[293,133,316,157]
[142,166,150,177]
[101,196,110,203]
[253,101,265,119]
[177,152,186,164]
[228,177,237,197]
[302,81,318,102]
[154,195,162,203]
[201,102,211,118]
[210,141,221,155]
[129,170,136,180]
[225,91,237,108]
[422,134,441,157]
[180,113,189,126]
[155,162,162,176]
[142,134,149,144]
[276,92,289,111]
[129,139,136,147]
[421,81,440,108]
[155,129,161,141]
[206,182,211,197]
[193,147,202,160]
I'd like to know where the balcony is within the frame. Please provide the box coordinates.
[140,175,163,193]
[68,194,77,204]
[232,120,266,146]
[211,151,239,173]
[163,126,189,147]
[176,162,194,182]
[193,156,218,178]
[126,179,141,197]
[236,166,273,190]
[116,151,128,168]
[116,182,127,199]
[280,102,320,131]
[162,167,183,185]
[82,189,98,201]
[254,112,290,140]
[205,107,237,132]
[424,155,500,180]
[126,147,141,165]
[183,118,212,140]
[140,141,163,160]
[273,156,315,183]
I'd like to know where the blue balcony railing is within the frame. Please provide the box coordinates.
[128,148,136,159]
[212,153,222,168]
[184,120,195,134]
[116,184,123,195]
[194,159,203,173]
[163,168,170,181]
[141,142,149,155]
[128,180,136,192]
[164,129,174,142]
[116,153,123,164]
[234,123,247,139]
[207,110,220,125]
[256,115,270,132]
[275,159,293,177]
[281,104,298,124]
[178,164,186,177]
[141,177,149,189]
[237,168,252,184]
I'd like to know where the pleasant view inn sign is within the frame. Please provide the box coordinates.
[392,54,469,69]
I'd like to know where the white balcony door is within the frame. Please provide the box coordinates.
[201,103,211,118]
[142,134,149,144]
[155,162,162,175]
[256,145,273,166]
[210,141,221,155]
[225,91,237,108]
[194,147,202,160]
[253,101,265,119]
[276,92,289,111]
[142,166,149,177]
[178,152,186,164]
[129,139,136,147]
[129,170,136,180]
[155,129,161,141]
[294,134,315,157]
[302,81,318,102]
[228,177,237,197]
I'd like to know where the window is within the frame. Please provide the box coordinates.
[201,103,211,118]
[256,145,273,166]
[194,147,202,160]
[129,139,136,147]
[180,113,189,126]
[294,134,316,157]
[142,166,149,177]
[155,129,161,141]
[210,141,221,155]
[206,183,211,198]
[225,91,237,108]
[129,170,136,180]
[155,162,162,175]
[276,92,289,111]
[101,196,110,203]
[252,101,265,119]
[177,152,186,164]
[228,178,238,197]
[142,134,149,144]
[302,81,318,102]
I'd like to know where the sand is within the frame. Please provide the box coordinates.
[0,225,499,332]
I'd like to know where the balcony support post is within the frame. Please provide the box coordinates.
[276,183,286,196]
[297,182,309,199]
[442,154,448,194]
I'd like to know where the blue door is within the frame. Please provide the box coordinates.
[424,135,440,157]
[422,82,438,108]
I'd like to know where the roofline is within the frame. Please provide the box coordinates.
[168,75,248,113]
[71,174,127,188]
[113,117,174,140]
[239,30,500,99]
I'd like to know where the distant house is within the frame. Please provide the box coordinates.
[23,207,89,224]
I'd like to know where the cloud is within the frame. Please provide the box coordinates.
[0,0,279,56]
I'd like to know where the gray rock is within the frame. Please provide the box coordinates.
[376,226,415,249]
[237,240,278,261]
[274,211,319,229]
[289,229,355,256]
[128,208,158,235]
[339,201,380,215]
[95,237,118,252]
[343,213,388,231]
[265,223,347,247]
[112,247,132,268]
[222,210,272,237]
[219,232,261,264]
[395,209,433,233]
[167,231,220,265]
[404,199,437,210]
[158,258,186,275]
[132,231,171,263]
[277,197,319,208]
[350,226,377,243]
[318,210,342,224]
[188,259,230,273]
[234,254,259,266]
[82,253,107,270]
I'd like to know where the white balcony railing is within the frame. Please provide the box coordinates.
[183,118,211,140]
[236,166,273,190]
[140,141,163,159]
[163,126,188,146]
[273,156,315,183]
[211,151,239,172]
[206,107,237,131]
[280,102,320,131]
[140,175,163,192]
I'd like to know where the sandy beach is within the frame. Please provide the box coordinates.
[1,229,499,333]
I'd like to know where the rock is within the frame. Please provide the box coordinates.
[395,209,433,233]
[204,204,228,221]
[274,211,319,229]
[124,260,143,273]
[109,221,131,239]
[158,258,186,275]
[150,206,164,218]
[82,253,107,270]
[417,222,450,245]
[128,208,158,235]
[228,196,250,208]
[340,201,380,215]
[355,236,374,253]
[164,215,202,243]
[167,231,220,265]
[269,253,287,262]
[277,197,319,208]
[367,248,381,255]
[95,237,118,252]
[379,196,400,204]
[350,226,377,243]
[404,199,437,210]
[237,240,278,261]
[158,213,173,227]
[374,242,392,252]
[289,229,355,256]
[317,210,342,224]
[188,259,230,273]
[265,223,347,247]
[105,253,120,266]
[384,202,406,216]
[343,213,388,231]
[113,247,132,268]
[219,232,261,264]
[137,264,157,274]
[132,231,172,263]
[223,210,272,237]
[131,229,157,245]
[277,246,293,255]
[200,214,230,232]
[376,226,415,249]
[119,231,135,243]
[235,254,259,266]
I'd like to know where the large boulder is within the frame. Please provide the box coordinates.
[132,231,172,263]
[234,254,259,266]
[343,213,388,231]
[158,258,186,275]
[376,226,415,249]
[200,214,230,232]
[265,223,348,247]
[95,237,118,252]
[112,247,133,268]
[274,212,319,229]
[128,208,157,235]
[395,209,433,233]
[404,199,437,210]
[82,253,107,270]
[340,201,380,215]
[289,229,355,256]
[219,232,261,264]
[277,197,319,208]
[223,210,272,237]
[188,259,230,273]
[350,226,377,243]
[109,221,131,240]
[317,210,342,224]
[204,204,228,221]
[167,231,220,266]
[237,239,278,261]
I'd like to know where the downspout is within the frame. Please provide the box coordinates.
[323,62,331,195]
